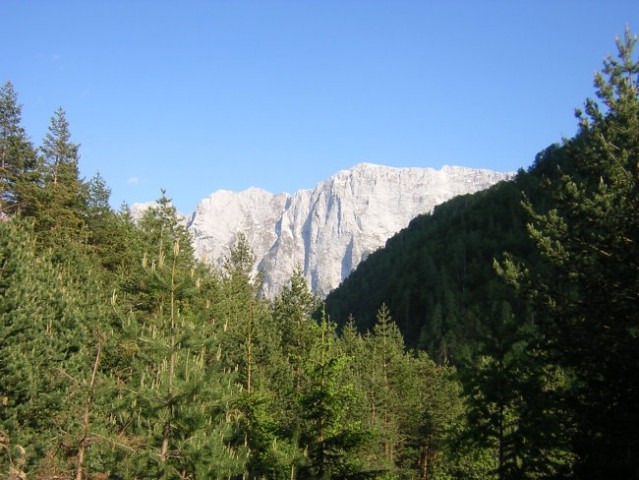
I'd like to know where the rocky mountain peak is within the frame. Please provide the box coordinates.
[185,163,513,297]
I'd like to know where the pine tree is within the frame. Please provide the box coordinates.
[217,234,302,479]
[499,28,639,478]
[219,232,260,393]
[297,316,375,480]
[107,210,242,478]
[353,304,466,479]
[0,219,114,478]
[457,301,573,479]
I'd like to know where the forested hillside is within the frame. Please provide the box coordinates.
[0,84,479,479]
[325,174,533,357]
[1,30,638,480]
[326,29,639,479]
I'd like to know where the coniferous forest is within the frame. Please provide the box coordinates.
[1,30,638,480]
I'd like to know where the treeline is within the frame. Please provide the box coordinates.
[326,29,639,479]
[0,86,484,478]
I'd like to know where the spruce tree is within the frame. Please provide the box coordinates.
[359,304,406,473]
[0,81,37,216]
[85,172,133,272]
[35,107,89,252]
[271,269,320,430]
[268,270,322,479]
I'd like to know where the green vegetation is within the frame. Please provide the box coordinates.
[1,29,638,479]
[326,27,639,480]
[0,82,458,479]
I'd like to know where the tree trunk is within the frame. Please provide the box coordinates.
[75,342,102,480]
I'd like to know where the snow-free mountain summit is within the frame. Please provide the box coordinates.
[185,163,513,297]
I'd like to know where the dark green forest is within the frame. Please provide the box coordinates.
[1,30,638,480]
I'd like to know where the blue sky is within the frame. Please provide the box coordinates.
[3,1,638,213]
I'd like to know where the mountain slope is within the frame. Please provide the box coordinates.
[324,178,521,354]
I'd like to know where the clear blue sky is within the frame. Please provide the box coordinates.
[3,1,638,213]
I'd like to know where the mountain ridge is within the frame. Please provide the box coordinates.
[183,163,514,297]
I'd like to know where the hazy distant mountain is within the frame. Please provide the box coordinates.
[185,163,513,297]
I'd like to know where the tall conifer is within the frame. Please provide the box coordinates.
[0,81,37,216]
[499,27,639,478]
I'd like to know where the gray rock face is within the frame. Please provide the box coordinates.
[187,163,513,297]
